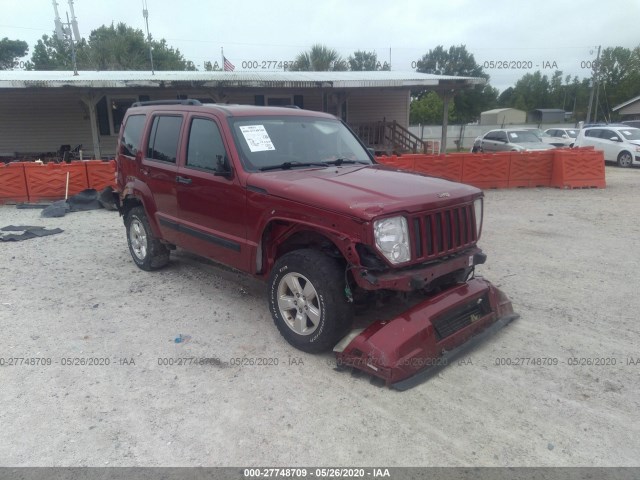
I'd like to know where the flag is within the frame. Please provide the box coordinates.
[223,56,235,72]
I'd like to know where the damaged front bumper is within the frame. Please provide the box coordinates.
[333,277,518,390]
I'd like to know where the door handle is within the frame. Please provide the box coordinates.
[176,176,192,185]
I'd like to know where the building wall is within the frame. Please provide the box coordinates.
[345,89,410,127]
[0,89,95,157]
[0,87,410,158]
[619,102,640,116]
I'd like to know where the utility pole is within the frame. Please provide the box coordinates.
[142,0,155,74]
[52,1,79,75]
[585,45,601,124]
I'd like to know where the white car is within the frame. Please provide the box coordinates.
[544,127,579,148]
[573,126,640,167]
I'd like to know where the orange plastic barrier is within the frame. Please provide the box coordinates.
[551,147,606,189]
[375,155,416,171]
[0,162,29,204]
[86,160,116,190]
[413,154,463,182]
[377,149,606,191]
[462,152,511,189]
[24,161,89,202]
[508,150,554,188]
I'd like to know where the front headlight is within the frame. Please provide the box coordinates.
[374,216,410,264]
[474,198,483,238]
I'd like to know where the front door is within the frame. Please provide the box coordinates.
[175,115,248,271]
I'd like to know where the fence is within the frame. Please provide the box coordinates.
[0,160,116,204]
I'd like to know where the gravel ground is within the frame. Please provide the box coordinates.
[0,166,639,467]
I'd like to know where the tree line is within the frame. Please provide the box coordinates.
[2,25,638,124]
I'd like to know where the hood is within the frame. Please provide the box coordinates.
[246,164,481,221]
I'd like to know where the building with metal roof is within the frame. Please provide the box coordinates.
[479,108,526,126]
[612,94,640,120]
[0,70,484,159]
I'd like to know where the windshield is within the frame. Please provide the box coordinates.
[230,116,373,171]
[508,130,542,143]
[619,128,640,141]
[565,129,578,138]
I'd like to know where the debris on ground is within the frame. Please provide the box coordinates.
[0,225,64,242]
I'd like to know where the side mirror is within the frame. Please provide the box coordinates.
[214,155,233,178]
[610,137,620,142]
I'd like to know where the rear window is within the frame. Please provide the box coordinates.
[120,114,146,157]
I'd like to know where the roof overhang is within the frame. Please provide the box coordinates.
[0,70,486,90]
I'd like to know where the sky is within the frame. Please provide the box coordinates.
[3,0,639,92]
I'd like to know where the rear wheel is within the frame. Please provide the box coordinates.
[617,151,633,168]
[125,206,170,271]
[268,249,353,353]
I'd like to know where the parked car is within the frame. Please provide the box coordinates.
[526,128,567,148]
[114,99,517,387]
[544,127,579,147]
[573,126,640,167]
[471,129,556,153]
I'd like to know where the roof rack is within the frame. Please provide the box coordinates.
[131,99,203,107]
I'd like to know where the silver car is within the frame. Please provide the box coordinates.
[471,129,557,153]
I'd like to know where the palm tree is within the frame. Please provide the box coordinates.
[290,44,347,71]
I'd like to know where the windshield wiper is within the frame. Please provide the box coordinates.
[323,158,370,166]
[259,161,329,172]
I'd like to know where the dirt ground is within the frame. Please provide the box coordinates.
[1,166,639,467]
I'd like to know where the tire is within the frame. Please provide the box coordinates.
[617,151,633,168]
[268,249,354,353]
[125,206,170,271]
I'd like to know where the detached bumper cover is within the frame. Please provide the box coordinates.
[333,277,518,390]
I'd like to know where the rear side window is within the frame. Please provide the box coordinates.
[186,118,228,172]
[120,114,146,157]
[584,129,600,137]
[598,129,619,140]
[147,115,183,163]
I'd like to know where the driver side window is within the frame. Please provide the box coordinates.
[186,118,229,173]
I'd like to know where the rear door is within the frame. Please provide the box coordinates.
[174,114,248,271]
[141,114,185,244]
[580,128,601,150]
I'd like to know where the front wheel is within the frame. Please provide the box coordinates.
[268,249,353,353]
[125,206,170,271]
[617,151,633,168]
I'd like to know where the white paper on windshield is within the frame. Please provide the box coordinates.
[622,131,632,135]
[509,132,518,138]
[239,125,275,152]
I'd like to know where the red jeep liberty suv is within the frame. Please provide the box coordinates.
[115,100,516,389]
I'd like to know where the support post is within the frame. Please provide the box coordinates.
[80,93,102,160]
[441,90,451,154]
